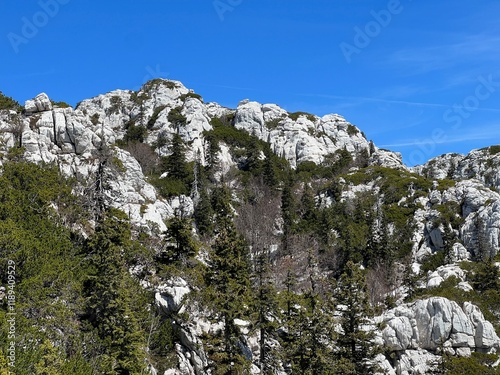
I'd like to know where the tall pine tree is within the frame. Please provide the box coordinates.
[335,261,376,374]
[84,208,147,375]
[205,186,252,374]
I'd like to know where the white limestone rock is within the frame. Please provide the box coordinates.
[426,264,466,289]
[449,243,470,262]
[25,93,52,113]
[369,148,408,170]
[396,349,440,375]
[156,277,190,314]
[380,296,500,372]
[233,101,371,168]
[414,153,464,180]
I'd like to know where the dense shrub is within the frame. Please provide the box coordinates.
[0,91,21,111]
[167,106,187,128]
[288,111,316,122]
[147,105,167,129]
[50,100,71,108]
[180,92,203,102]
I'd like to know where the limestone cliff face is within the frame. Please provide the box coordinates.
[2,80,500,374]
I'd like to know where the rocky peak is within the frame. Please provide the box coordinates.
[24,92,52,113]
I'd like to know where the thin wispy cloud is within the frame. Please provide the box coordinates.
[384,34,500,75]
[0,70,56,80]
[303,93,500,112]
[381,123,500,148]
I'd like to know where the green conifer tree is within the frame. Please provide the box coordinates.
[85,209,147,375]
[335,261,376,374]
[162,216,198,263]
[205,186,252,374]
[163,133,190,182]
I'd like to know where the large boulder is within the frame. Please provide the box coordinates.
[24,93,52,113]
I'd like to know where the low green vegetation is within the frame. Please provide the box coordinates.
[147,105,167,129]
[346,124,358,136]
[0,92,22,112]
[488,145,500,155]
[288,111,316,122]
[0,161,154,373]
[180,92,203,102]
[50,100,71,108]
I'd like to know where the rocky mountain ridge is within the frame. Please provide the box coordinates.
[1,80,500,374]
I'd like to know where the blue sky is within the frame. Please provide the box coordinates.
[1,0,500,165]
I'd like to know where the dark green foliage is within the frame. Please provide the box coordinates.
[265,117,283,129]
[414,263,500,326]
[167,106,187,129]
[123,121,147,143]
[204,132,221,174]
[0,91,21,111]
[130,91,150,105]
[180,92,203,101]
[84,208,149,374]
[288,111,316,122]
[442,352,500,374]
[161,216,198,263]
[421,251,448,274]
[206,116,290,185]
[50,100,71,108]
[296,149,353,180]
[323,148,353,176]
[280,253,338,375]
[346,124,358,136]
[298,184,317,232]
[155,130,169,150]
[90,113,100,125]
[208,116,252,149]
[344,166,433,204]
[336,261,376,374]
[152,133,193,197]
[251,252,281,374]
[194,189,214,235]
[437,179,456,192]
[162,133,189,181]
[142,79,178,92]
[471,261,500,292]
[0,161,92,373]
[147,104,167,129]
[108,95,122,115]
[203,186,252,373]
[148,317,178,372]
[488,145,500,155]
[281,176,297,253]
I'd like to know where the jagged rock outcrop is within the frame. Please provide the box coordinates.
[3,79,500,375]
[379,297,500,373]
[416,148,500,191]
[426,264,467,289]
[369,148,408,170]
[0,95,176,232]
[24,92,52,113]
[233,100,371,168]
